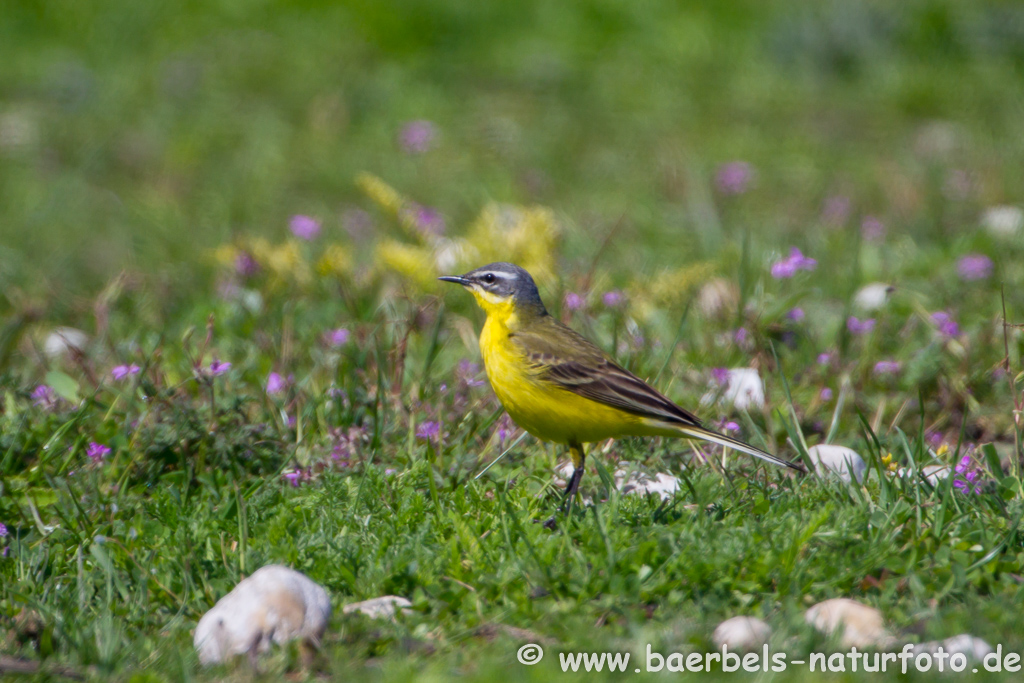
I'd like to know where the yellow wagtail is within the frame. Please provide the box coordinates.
[440,262,805,505]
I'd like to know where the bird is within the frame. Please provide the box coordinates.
[439,262,805,508]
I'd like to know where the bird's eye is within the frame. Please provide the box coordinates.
[482,273,495,284]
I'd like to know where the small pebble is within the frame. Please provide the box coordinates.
[342,596,412,620]
[615,469,680,501]
[807,445,867,485]
[723,368,765,411]
[897,464,951,486]
[805,598,894,649]
[194,565,330,666]
[853,283,894,312]
[911,634,993,661]
[43,327,89,358]
[712,616,771,651]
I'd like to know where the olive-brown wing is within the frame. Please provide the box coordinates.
[509,318,703,428]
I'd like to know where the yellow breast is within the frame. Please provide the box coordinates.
[478,311,646,445]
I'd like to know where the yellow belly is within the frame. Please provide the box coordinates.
[479,318,649,444]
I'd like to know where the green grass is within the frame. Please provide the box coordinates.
[3,0,1024,680]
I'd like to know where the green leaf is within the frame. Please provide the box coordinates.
[752,496,769,515]
[44,370,81,404]
[981,443,1002,477]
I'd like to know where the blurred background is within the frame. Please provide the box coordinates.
[1,0,1023,320]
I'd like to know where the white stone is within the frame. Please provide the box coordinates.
[697,278,738,318]
[724,368,765,411]
[805,598,894,649]
[615,468,680,501]
[982,205,1023,239]
[43,327,89,358]
[342,596,412,620]
[853,283,894,312]
[807,445,867,485]
[194,565,330,666]
[912,634,993,661]
[897,464,951,486]
[712,616,771,651]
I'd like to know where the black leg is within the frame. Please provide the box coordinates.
[561,442,586,511]
[545,442,587,529]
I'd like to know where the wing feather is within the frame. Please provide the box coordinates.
[510,319,703,427]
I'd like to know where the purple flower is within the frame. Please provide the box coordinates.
[416,421,441,442]
[770,247,817,279]
[289,215,321,241]
[403,204,445,236]
[931,311,960,337]
[822,195,851,226]
[457,359,486,387]
[564,292,583,311]
[721,421,740,433]
[786,308,805,322]
[602,290,624,307]
[770,259,797,279]
[111,364,140,381]
[384,468,398,477]
[399,120,436,154]
[861,216,885,241]
[715,161,753,195]
[207,359,231,376]
[283,470,304,487]
[86,442,111,463]
[817,352,833,365]
[820,387,833,401]
[847,316,875,335]
[32,384,58,409]
[873,360,901,375]
[957,254,993,281]
[266,372,286,395]
[788,248,817,271]
[734,327,748,344]
[235,251,260,277]
[495,415,514,445]
[0,523,7,537]
[711,367,729,385]
[328,328,350,347]
[953,454,982,494]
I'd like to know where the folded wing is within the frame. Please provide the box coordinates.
[511,319,703,428]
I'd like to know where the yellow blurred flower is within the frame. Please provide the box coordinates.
[630,262,717,320]
[212,243,240,268]
[881,452,898,473]
[249,238,311,286]
[316,243,352,278]
[936,443,949,456]
[465,204,560,284]
[356,172,404,217]
[375,239,438,290]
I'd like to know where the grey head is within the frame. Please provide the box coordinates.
[438,262,548,314]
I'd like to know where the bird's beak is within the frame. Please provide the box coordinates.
[438,275,470,286]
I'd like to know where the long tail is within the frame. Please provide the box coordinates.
[671,423,806,473]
